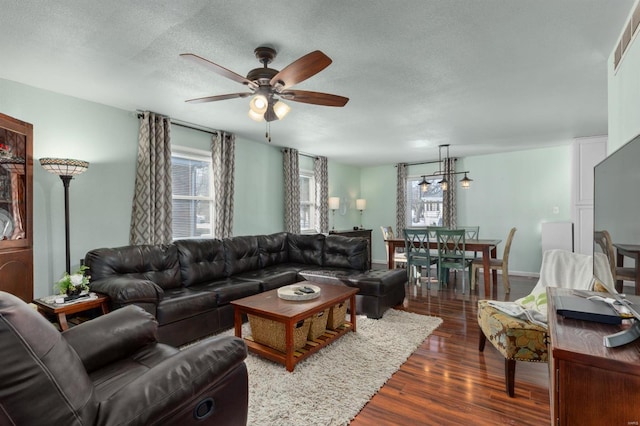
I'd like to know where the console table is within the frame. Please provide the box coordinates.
[329,229,372,266]
[547,287,640,425]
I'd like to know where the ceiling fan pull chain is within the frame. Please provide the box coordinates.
[265,122,271,143]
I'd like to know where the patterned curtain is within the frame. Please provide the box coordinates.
[212,131,235,238]
[283,148,300,233]
[314,156,329,233]
[396,163,408,236]
[130,111,173,245]
[443,157,457,229]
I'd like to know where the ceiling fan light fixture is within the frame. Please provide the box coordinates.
[249,95,268,114]
[273,100,290,120]
[248,109,264,122]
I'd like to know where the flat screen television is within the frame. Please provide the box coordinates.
[593,133,640,346]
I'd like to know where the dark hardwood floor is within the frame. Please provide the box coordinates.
[351,272,550,426]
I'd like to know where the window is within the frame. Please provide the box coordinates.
[171,147,214,239]
[406,177,443,227]
[300,170,316,232]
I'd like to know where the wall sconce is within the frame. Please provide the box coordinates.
[356,198,366,229]
[40,157,89,273]
[329,197,340,230]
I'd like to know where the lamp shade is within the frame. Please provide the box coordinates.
[356,199,366,210]
[460,173,473,189]
[273,101,290,120]
[40,158,89,176]
[328,197,340,210]
[419,176,430,192]
[248,109,264,122]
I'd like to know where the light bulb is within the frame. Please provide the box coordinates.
[250,95,268,114]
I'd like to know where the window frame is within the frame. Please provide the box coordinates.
[405,175,444,228]
[299,168,316,233]
[170,145,215,240]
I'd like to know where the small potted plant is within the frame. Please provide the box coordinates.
[55,265,90,296]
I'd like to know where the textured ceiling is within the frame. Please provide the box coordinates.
[0,0,634,166]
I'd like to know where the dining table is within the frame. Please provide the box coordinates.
[384,237,502,296]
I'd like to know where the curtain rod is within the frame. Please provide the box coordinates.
[281,149,318,159]
[135,111,221,136]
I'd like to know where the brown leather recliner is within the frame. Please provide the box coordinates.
[0,291,248,425]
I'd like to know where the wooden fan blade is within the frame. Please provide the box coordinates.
[185,93,251,103]
[270,51,332,89]
[180,53,257,88]
[280,90,349,107]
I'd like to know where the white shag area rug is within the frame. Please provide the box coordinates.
[222,309,442,426]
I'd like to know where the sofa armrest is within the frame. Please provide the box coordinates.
[89,276,164,305]
[97,336,248,425]
[63,305,159,372]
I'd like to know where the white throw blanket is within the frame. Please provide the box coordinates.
[487,249,609,328]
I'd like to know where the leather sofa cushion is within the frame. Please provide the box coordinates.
[174,239,226,286]
[324,235,368,271]
[224,235,260,276]
[288,233,324,266]
[191,279,262,305]
[258,232,289,267]
[155,287,218,325]
[235,268,299,291]
[85,244,181,290]
[90,343,180,402]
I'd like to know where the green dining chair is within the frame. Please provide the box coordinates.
[403,228,439,286]
[435,228,473,293]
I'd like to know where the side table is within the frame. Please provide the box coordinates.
[33,293,110,331]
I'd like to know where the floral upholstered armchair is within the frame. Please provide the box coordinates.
[476,249,611,397]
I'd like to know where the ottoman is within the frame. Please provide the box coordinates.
[299,269,406,319]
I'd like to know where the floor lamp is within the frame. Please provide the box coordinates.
[40,158,89,274]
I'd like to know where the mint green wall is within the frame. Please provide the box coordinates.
[456,146,572,274]
[360,146,572,274]
[233,137,285,234]
[328,161,362,231]
[0,78,139,297]
[608,1,640,154]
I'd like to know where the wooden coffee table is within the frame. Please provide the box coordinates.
[231,282,358,371]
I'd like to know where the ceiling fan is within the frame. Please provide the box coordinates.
[181,46,349,122]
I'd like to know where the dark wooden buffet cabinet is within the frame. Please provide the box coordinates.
[0,113,33,302]
[547,287,640,425]
[329,229,372,266]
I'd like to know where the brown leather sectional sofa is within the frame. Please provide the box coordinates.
[85,232,406,347]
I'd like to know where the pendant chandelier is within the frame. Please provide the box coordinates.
[418,144,473,191]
